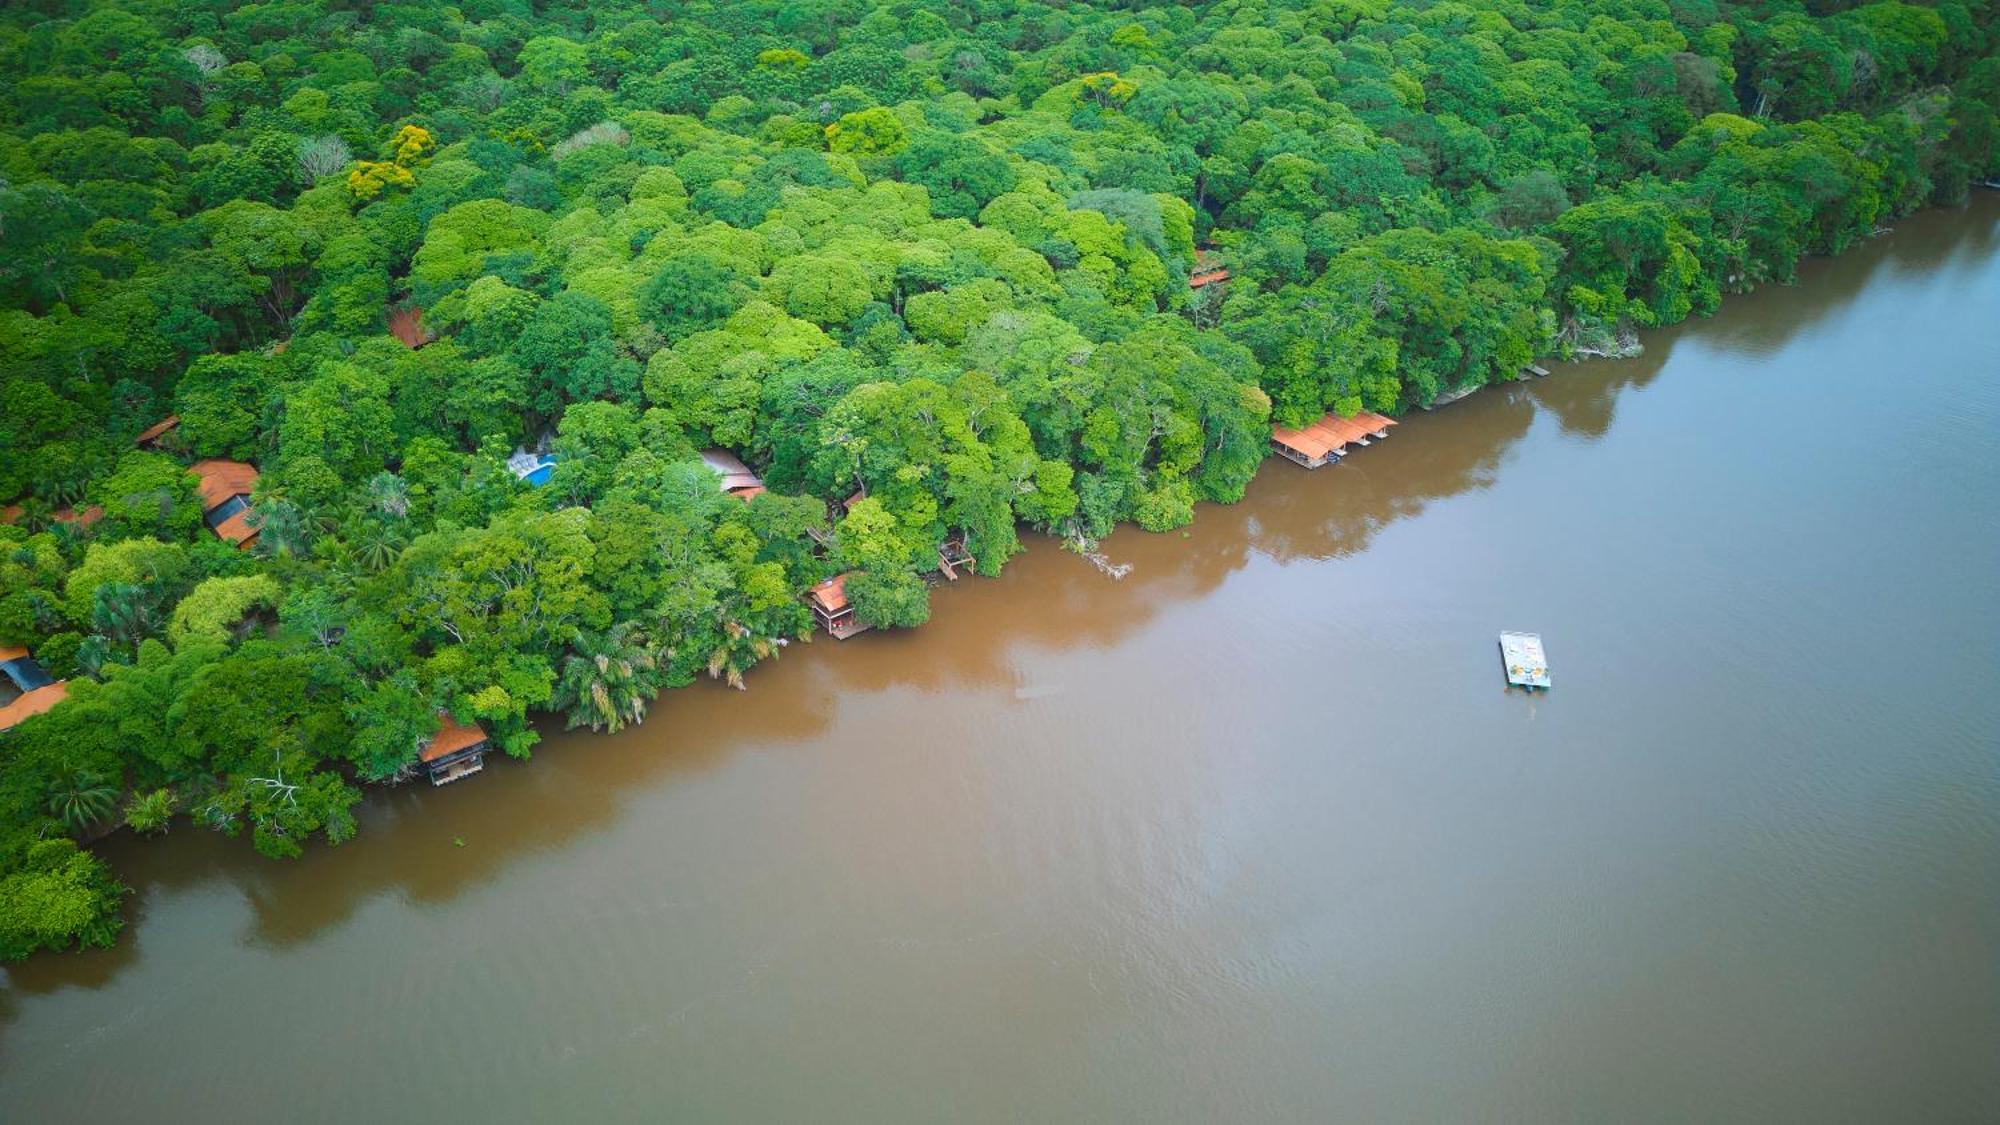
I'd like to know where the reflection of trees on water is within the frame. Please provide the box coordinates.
[16,198,1995,998]
[1654,197,1999,367]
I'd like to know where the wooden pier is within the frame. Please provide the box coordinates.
[1498,632,1551,689]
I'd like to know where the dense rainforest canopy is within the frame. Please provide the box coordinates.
[0,0,1994,958]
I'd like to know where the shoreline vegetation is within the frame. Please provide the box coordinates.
[2,0,1996,960]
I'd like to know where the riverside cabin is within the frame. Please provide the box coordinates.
[0,645,68,732]
[807,573,870,640]
[935,536,973,580]
[419,715,492,785]
[188,459,260,548]
[1269,411,1398,469]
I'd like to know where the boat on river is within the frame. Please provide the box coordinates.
[1499,632,1551,689]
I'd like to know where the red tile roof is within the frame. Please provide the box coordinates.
[421,715,489,763]
[0,645,28,664]
[189,459,260,511]
[0,681,69,732]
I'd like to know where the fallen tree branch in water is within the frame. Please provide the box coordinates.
[1063,529,1132,579]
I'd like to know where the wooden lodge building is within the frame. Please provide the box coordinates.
[1270,411,1398,469]
[807,573,870,640]
[189,458,260,548]
[419,714,492,785]
[0,645,68,733]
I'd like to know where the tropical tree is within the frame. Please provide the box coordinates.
[46,769,120,835]
[555,623,662,732]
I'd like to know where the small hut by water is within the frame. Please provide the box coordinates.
[935,536,973,581]
[419,715,492,785]
[807,573,870,640]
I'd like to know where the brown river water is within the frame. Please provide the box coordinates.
[4,198,1998,1122]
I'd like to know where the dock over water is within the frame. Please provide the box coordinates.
[1499,632,1551,688]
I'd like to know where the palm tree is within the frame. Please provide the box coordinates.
[74,634,113,678]
[125,788,175,834]
[248,498,311,559]
[351,518,407,573]
[555,623,661,732]
[365,471,410,518]
[705,616,776,691]
[46,769,119,835]
[91,581,157,646]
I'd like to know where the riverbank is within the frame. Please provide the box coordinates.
[8,193,1995,1120]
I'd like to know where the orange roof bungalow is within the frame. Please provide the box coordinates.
[806,573,871,640]
[0,645,68,733]
[135,414,181,448]
[420,714,492,786]
[1270,411,1397,470]
[188,459,260,548]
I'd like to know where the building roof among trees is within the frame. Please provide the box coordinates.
[421,715,489,762]
[699,449,763,493]
[134,415,181,446]
[808,573,853,614]
[0,682,68,732]
[211,510,259,548]
[188,459,260,511]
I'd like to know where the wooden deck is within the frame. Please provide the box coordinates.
[1499,632,1551,689]
[429,756,485,785]
[824,616,872,640]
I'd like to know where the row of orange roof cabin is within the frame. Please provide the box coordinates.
[1269,411,1398,469]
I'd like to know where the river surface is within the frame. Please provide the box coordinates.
[5,198,1998,1123]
